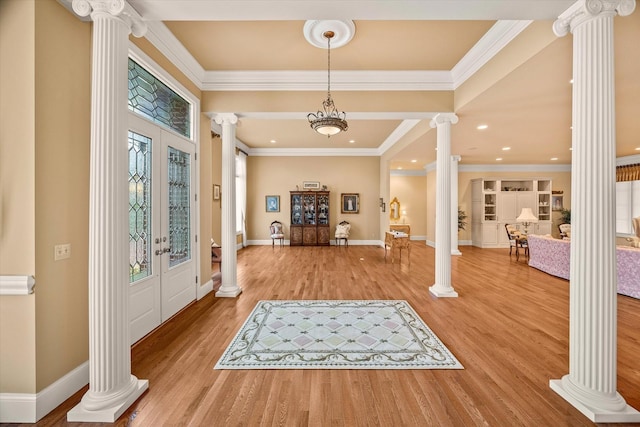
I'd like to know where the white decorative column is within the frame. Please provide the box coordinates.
[68,0,148,422]
[451,155,462,256]
[429,114,458,298]
[214,114,242,298]
[550,0,640,422]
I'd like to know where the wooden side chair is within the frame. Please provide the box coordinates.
[270,220,285,247]
[505,224,528,260]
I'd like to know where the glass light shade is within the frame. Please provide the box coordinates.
[517,208,538,223]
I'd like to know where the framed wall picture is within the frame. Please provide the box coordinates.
[552,195,564,211]
[213,184,220,201]
[266,195,280,212]
[303,181,321,190]
[341,193,360,214]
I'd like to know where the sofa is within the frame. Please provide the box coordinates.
[527,234,640,300]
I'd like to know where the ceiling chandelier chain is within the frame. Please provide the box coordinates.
[307,30,348,137]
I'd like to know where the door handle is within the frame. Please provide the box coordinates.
[162,247,171,253]
[155,249,163,256]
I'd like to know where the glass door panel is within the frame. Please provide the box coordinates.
[128,131,153,283]
[167,146,191,268]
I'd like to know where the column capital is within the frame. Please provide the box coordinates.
[451,155,462,162]
[214,113,239,126]
[72,0,147,37]
[554,0,635,37]
[430,113,459,128]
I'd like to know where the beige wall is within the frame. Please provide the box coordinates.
[0,0,37,394]
[33,0,92,390]
[246,156,380,242]
[389,175,427,238]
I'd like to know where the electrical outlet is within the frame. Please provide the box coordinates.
[54,243,71,261]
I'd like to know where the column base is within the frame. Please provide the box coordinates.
[550,379,640,423]
[67,379,148,423]
[429,284,458,298]
[451,249,462,256]
[216,285,242,298]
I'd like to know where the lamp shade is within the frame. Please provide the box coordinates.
[516,208,538,223]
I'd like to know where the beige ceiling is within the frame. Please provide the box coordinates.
[128,0,640,169]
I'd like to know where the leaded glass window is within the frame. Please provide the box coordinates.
[128,131,152,282]
[168,146,191,267]
[128,58,191,138]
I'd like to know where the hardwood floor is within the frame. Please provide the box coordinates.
[15,243,640,426]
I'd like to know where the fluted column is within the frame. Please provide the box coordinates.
[67,0,148,422]
[429,114,458,298]
[550,0,640,422]
[451,155,462,256]
[214,114,242,298]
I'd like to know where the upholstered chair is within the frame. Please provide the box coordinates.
[558,223,571,240]
[335,221,351,246]
[626,217,640,247]
[270,221,285,247]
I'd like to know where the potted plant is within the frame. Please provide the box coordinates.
[458,208,468,231]
[560,208,571,224]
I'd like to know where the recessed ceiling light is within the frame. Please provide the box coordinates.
[570,79,574,84]
[635,147,640,151]
[569,147,573,151]
[349,140,355,144]
[411,159,417,163]
[551,157,558,161]
[477,124,488,130]
[496,157,502,161]
[270,139,276,144]
[502,147,511,151]
[397,167,403,170]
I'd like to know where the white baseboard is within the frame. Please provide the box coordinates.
[197,278,213,300]
[246,239,385,246]
[0,361,89,423]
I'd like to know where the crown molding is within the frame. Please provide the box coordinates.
[144,20,205,89]
[391,169,426,176]
[458,163,572,172]
[248,148,379,157]
[617,154,640,166]
[377,120,423,156]
[201,70,453,91]
[451,20,532,89]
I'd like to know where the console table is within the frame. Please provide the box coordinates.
[384,231,410,264]
[390,224,410,236]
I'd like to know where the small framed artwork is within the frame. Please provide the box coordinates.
[266,195,280,212]
[552,195,564,211]
[303,181,321,190]
[341,193,360,214]
[213,184,220,201]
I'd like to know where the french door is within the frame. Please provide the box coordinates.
[128,115,196,344]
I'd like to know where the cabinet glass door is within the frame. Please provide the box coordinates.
[317,193,329,225]
[291,194,302,225]
[303,194,316,225]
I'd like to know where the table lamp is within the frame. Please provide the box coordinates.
[516,208,538,234]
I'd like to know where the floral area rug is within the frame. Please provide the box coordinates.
[214,300,463,370]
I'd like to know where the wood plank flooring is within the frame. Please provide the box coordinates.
[14,243,640,426]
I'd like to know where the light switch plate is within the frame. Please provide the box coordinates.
[54,244,71,261]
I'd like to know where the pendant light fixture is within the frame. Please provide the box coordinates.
[307,30,348,137]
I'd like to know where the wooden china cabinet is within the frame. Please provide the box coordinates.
[290,191,330,246]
